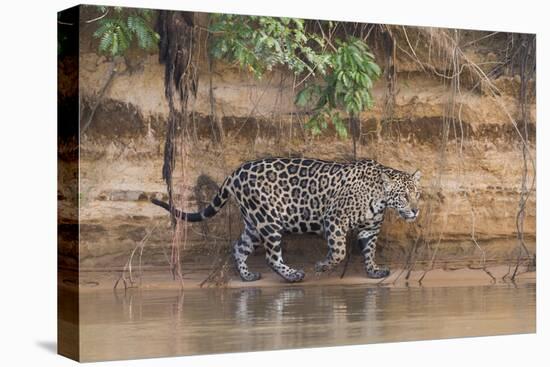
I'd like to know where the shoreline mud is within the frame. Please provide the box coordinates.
[64,264,535,292]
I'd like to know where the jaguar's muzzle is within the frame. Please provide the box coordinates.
[398,208,419,222]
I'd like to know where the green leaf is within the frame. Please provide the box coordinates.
[342,73,350,87]
[331,112,347,138]
[295,87,312,107]
[99,31,113,52]
[368,62,382,77]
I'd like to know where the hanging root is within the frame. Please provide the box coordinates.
[81,61,117,134]
[154,11,199,285]
[114,225,158,290]
[467,208,496,283]
[199,191,234,287]
[385,28,535,281]
[511,34,536,280]
[199,253,232,288]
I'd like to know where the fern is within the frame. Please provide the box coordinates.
[127,15,159,50]
[92,7,159,57]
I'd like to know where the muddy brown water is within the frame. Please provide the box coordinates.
[73,281,535,362]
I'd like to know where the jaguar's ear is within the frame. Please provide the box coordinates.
[381,172,393,192]
[412,170,421,183]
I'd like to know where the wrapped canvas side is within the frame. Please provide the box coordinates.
[57,5,80,361]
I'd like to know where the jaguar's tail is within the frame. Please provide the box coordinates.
[151,178,231,222]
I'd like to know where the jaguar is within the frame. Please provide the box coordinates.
[152,157,421,283]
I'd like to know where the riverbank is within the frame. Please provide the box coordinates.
[64,264,535,292]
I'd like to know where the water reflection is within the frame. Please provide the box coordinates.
[75,282,535,362]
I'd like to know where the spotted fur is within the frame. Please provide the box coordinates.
[152,157,421,283]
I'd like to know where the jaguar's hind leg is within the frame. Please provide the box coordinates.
[260,226,305,283]
[232,225,262,281]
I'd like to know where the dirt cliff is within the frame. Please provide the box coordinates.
[61,27,536,277]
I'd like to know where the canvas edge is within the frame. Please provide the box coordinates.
[57,4,81,362]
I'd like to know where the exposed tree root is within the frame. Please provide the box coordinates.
[81,61,117,134]
[114,225,158,290]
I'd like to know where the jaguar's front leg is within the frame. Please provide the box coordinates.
[358,228,390,278]
[315,221,347,273]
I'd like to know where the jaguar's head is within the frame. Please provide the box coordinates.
[381,169,422,222]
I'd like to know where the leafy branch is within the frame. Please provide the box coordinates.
[296,38,381,138]
[91,7,160,57]
[209,15,381,138]
[209,15,330,78]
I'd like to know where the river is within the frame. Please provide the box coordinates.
[74,281,535,361]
